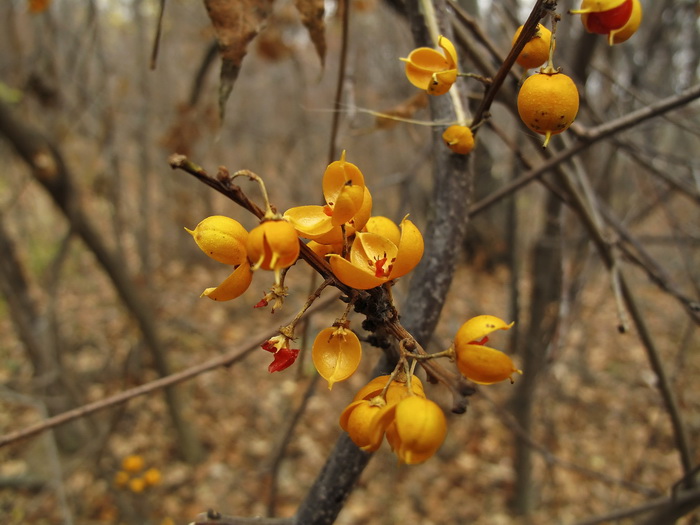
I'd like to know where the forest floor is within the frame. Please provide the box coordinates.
[0,246,699,525]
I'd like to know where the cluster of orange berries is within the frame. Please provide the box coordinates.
[187,152,424,374]
[341,315,520,464]
[399,0,642,150]
[187,152,522,462]
[114,455,161,493]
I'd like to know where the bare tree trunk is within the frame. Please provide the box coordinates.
[511,192,562,516]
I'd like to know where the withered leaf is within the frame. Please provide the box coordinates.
[294,0,326,66]
[202,0,274,123]
[28,0,52,13]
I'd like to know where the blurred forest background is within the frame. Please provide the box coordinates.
[0,0,699,524]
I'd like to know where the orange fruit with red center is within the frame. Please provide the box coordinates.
[572,0,634,41]
[610,0,643,45]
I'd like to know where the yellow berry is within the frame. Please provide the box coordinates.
[121,454,144,473]
[128,477,146,493]
[385,396,447,464]
[185,216,248,266]
[143,468,162,486]
[511,24,552,70]
[441,125,475,155]
[200,260,253,302]
[455,344,521,384]
[339,399,385,451]
[364,216,401,246]
[246,219,300,271]
[312,326,362,390]
[453,315,521,385]
[517,71,579,147]
[401,36,458,96]
[352,375,424,402]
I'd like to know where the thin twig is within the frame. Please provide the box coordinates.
[192,510,293,525]
[573,483,700,525]
[480,390,660,497]
[0,295,338,449]
[469,82,700,217]
[149,0,166,70]
[598,203,700,322]
[553,166,696,479]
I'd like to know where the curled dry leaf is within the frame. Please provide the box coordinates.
[294,0,326,66]
[202,0,274,123]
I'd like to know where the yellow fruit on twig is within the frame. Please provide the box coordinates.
[441,125,475,155]
[517,71,579,147]
[511,24,553,70]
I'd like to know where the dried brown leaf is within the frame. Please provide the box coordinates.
[202,0,274,123]
[294,0,326,66]
[28,0,52,13]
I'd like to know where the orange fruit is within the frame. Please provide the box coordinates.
[121,454,144,473]
[246,219,300,271]
[511,24,553,70]
[312,327,362,390]
[517,71,579,147]
[577,0,633,34]
[442,125,475,155]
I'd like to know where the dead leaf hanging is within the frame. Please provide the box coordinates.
[294,0,326,67]
[202,0,274,124]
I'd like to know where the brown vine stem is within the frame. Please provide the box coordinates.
[149,0,166,70]
[170,155,343,287]
[467,0,554,130]
[445,0,507,70]
[0,294,338,449]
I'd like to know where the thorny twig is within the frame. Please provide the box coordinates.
[0,295,338,449]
